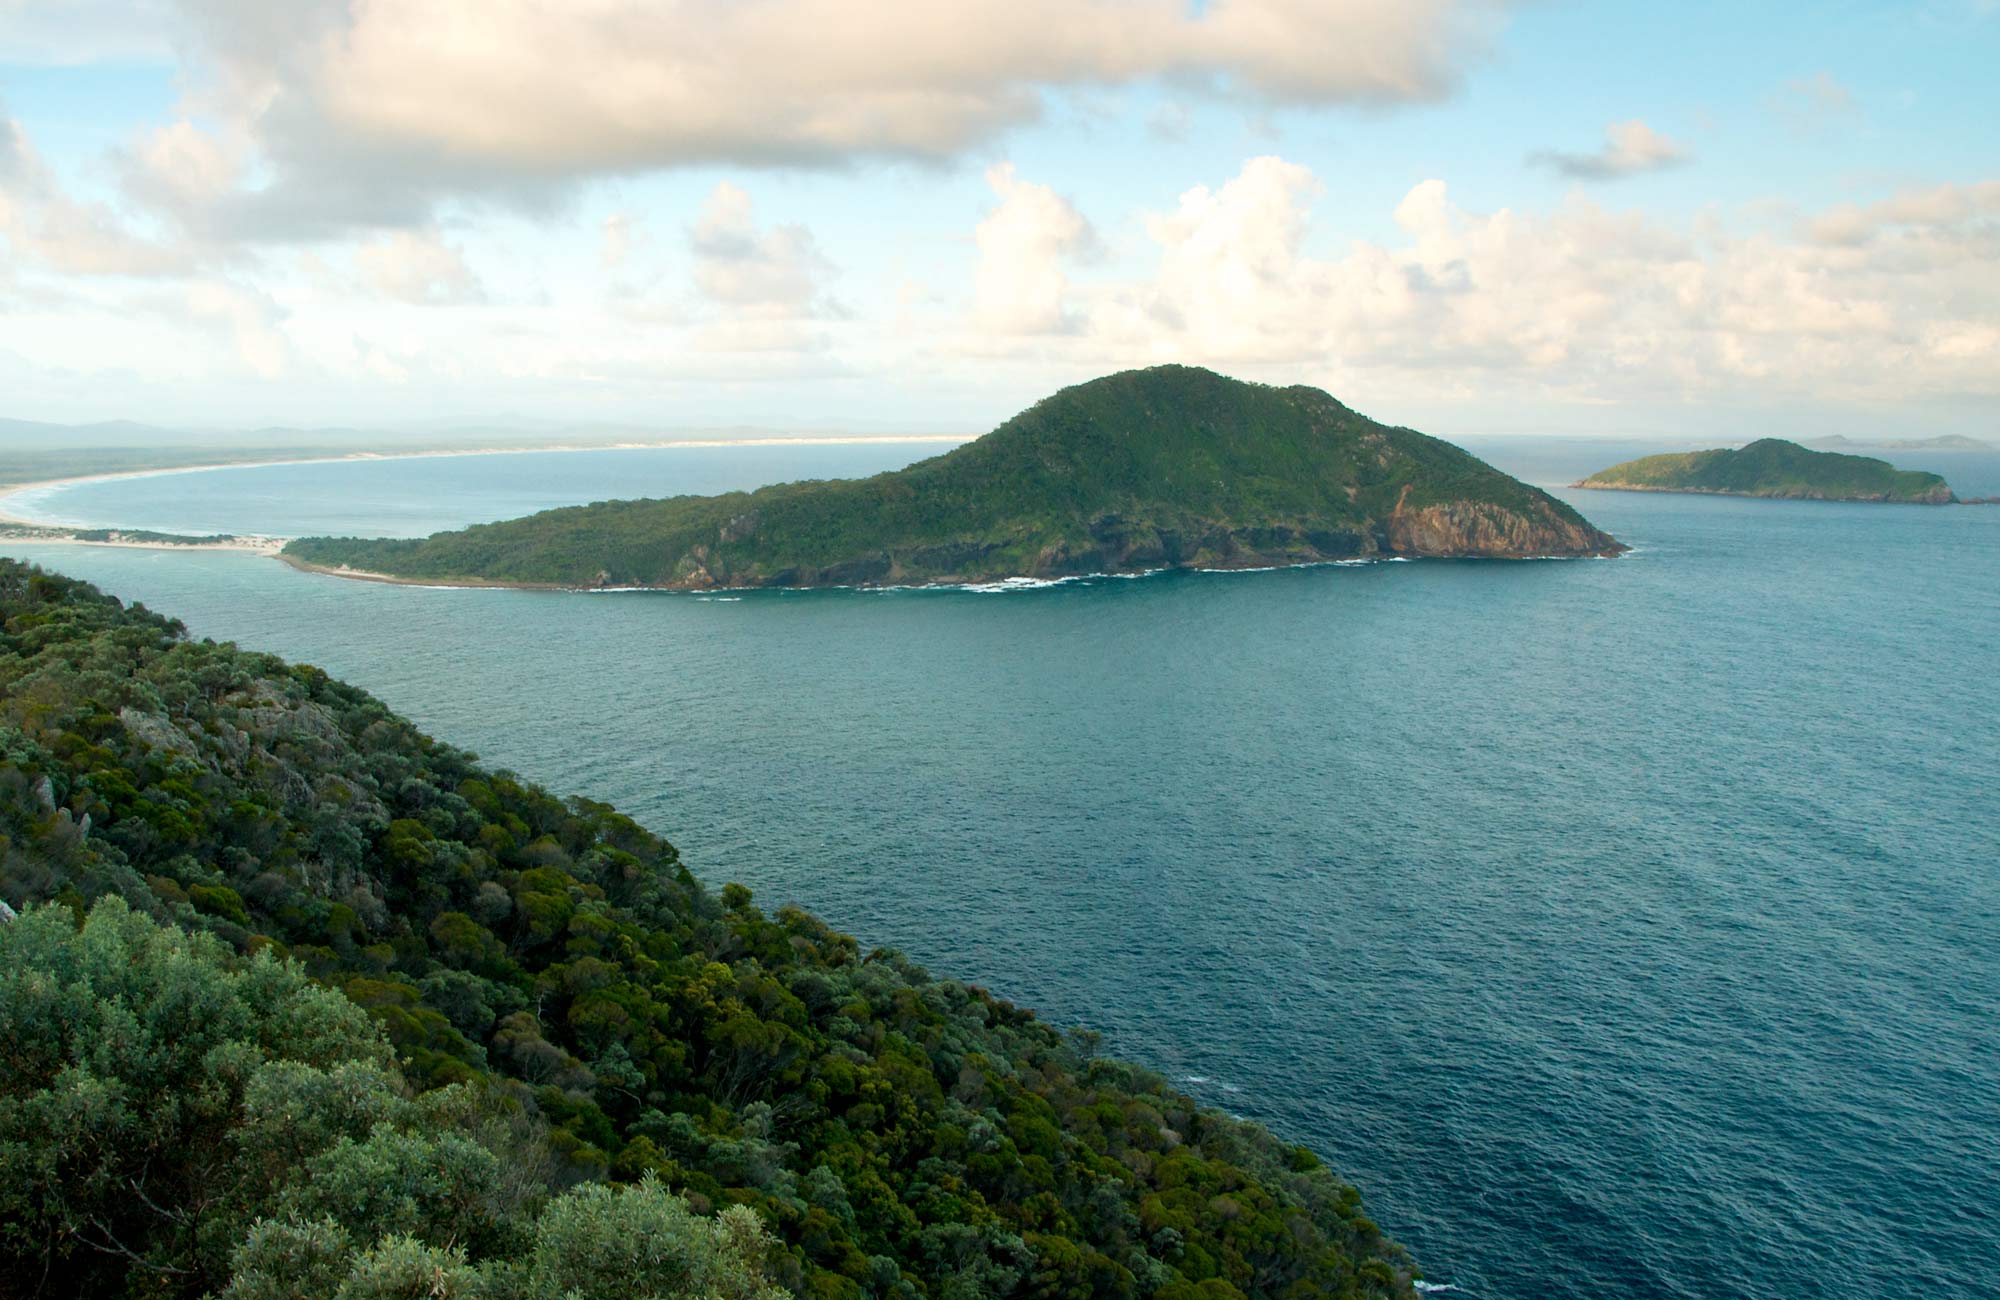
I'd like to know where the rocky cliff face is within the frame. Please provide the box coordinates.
[1382,495,1625,559]
[1793,480,1958,503]
[628,495,1624,589]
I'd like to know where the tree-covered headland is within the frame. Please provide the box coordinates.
[0,558,1417,1299]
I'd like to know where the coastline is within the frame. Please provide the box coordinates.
[0,530,287,555]
[0,432,972,540]
[277,552,569,589]
[0,435,1626,577]
[281,547,1618,595]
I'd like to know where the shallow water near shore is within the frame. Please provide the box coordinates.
[5,442,1998,1300]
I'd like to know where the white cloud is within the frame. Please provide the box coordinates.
[669,183,842,353]
[0,115,187,275]
[0,0,178,63]
[956,157,2000,406]
[0,114,24,181]
[181,279,294,377]
[973,163,1096,334]
[1134,156,1321,358]
[1531,119,1688,180]
[127,0,1504,237]
[318,0,1494,150]
[117,119,246,224]
[1806,180,2000,246]
[688,182,833,317]
[354,228,484,304]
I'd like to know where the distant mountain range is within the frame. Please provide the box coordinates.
[1804,434,1994,452]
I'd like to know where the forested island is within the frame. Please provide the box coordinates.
[0,559,1418,1299]
[1574,438,1957,503]
[284,366,1623,590]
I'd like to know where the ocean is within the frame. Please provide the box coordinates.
[4,439,1996,1299]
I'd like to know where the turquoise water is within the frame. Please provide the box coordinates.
[5,445,1998,1299]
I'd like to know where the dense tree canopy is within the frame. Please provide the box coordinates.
[0,558,1416,1299]
[0,897,785,1299]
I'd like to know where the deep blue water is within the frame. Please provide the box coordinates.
[4,444,1997,1300]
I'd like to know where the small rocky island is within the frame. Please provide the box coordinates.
[1806,434,1992,453]
[1575,438,1957,504]
[285,366,1624,589]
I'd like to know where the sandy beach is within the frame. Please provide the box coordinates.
[275,553,565,589]
[0,433,970,550]
[0,530,289,554]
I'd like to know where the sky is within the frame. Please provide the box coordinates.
[0,0,1996,439]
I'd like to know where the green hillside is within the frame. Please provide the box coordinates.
[0,558,1417,1299]
[1576,438,1955,503]
[285,366,1623,589]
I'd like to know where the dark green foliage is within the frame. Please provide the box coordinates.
[0,897,395,1294]
[1578,438,1956,502]
[0,559,1416,1298]
[0,896,785,1299]
[284,366,1621,587]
